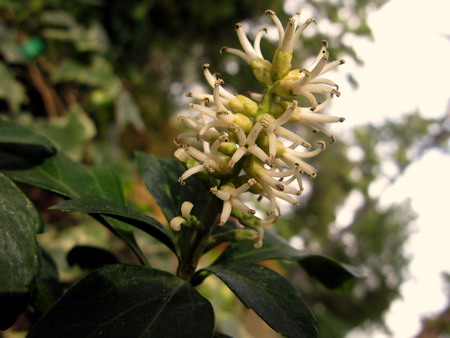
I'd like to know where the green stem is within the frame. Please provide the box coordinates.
[256,86,275,116]
[176,196,221,282]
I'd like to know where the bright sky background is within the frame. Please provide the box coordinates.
[325,0,450,336]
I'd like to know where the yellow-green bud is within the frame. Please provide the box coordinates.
[218,141,237,156]
[229,95,258,117]
[271,50,293,81]
[269,101,290,118]
[232,113,253,134]
[256,134,286,156]
[250,59,272,86]
[271,77,297,98]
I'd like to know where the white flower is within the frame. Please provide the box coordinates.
[210,179,257,226]
[169,201,194,231]
[173,9,346,231]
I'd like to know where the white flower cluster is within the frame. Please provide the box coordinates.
[173,10,345,232]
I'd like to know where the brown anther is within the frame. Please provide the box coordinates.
[216,109,229,115]
[275,183,285,191]
[202,64,210,70]
[235,23,242,31]
[265,9,276,16]
[214,79,224,87]
[220,46,228,54]
[339,117,345,122]
[332,89,341,97]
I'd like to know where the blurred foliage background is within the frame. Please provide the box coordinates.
[1,0,450,337]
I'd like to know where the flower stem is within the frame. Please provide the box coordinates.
[176,195,221,282]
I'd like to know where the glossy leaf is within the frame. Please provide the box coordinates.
[207,263,317,338]
[1,152,148,265]
[51,196,176,254]
[135,151,209,222]
[214,229,364,289]
[28,264,215,338]
[0,173,43,329]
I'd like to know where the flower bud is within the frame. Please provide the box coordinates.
[271,50,293,81]
[229,95,258,117]
[250,59,272,86]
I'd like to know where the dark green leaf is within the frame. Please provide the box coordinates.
[67,245,120,270]
[28,264,215,338]
[51,196,176,254]
[206,263,317,338]
[135,152,210,222]
[1,152,148,265]
[0,119,56,169]
[0,119,55,152]
[214,229,364,289]
[32,249,64,316]
[0,173,43,329]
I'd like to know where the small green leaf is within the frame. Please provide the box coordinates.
[0,173,43,329]
[206,263,317,338]
[214,229,364,289]
[1,152,148,265]
[28,264,215,338]
[135,152,209,222]
[52,196,177,254]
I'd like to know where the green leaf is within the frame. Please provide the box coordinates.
[1,152,148,265]
[206,263,317,338]
[0,173,43,329]
[0,119,56,157]
[51,196,177,254]
[0,61,27,113]
[214,229,364,289]
[34,106,96,161]
[32,249,64,316]
[67,245,120,270]
[114,88,145,132]
[135,152,209,222]
[28,264,215,338]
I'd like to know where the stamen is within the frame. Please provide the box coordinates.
[221,46,252,64]
[231,198,256,215]
[228,147,247,168]
[219,200,232,226]
[292,18,317,42]
[319,59,345,76]
[179,164,206,185]
[275,100,297,126]
[235,23,258,59]
[274,125,311,148]
[181,201,194,218]
[253,28,267,58]
[210,187,231,201]
[211,135,229,156]
[231,178,257,196]
[265,10,284,47]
